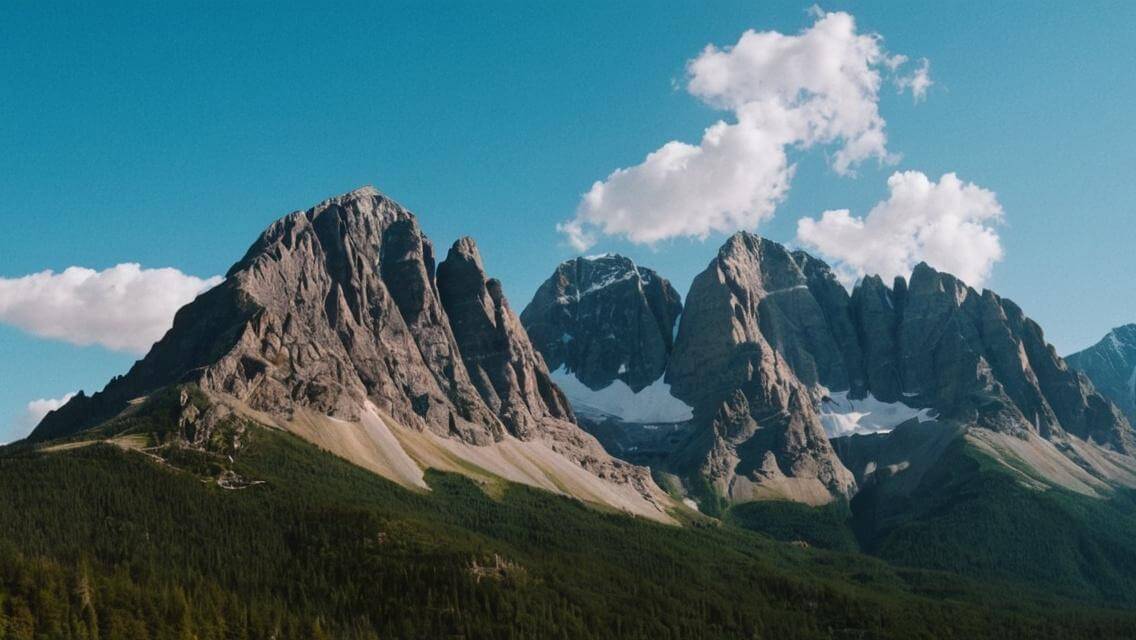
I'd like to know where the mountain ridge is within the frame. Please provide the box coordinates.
[11,187,1136,635]
[1068,324,1136,426]
[30,186,673,521]
[523,231,1136,512]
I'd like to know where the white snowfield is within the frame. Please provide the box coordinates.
[818,390,935,437]
[551,367,694,423]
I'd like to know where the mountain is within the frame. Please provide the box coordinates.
[829,262,1136,550]
[525,232,1136,515]
[520,254,682,394]
[518,255,692,426]
[1068,324,1136,424]
[10,189,1136,636]
[518,233,1136,606]
[665,234,856,506]
[29,186,670,521]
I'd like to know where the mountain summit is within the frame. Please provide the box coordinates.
[31,187,670,520]
[520,254,682,393]
[1068,324,1136,425]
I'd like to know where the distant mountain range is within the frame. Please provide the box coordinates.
[8,186,1136,637]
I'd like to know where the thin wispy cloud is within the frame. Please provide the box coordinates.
[0,263,221,354]
[559,9,932,250]
[896,58,933,102]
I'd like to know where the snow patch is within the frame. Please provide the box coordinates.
[581,270,638,296]
[551,367,694,423]
[682,498,700,511]
[819,390,935,437]
[761,284,809,296]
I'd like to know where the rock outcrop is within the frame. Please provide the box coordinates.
[437,237,575,439]
[668,236,1132,453]
[520,255,681,392]
[31,187,668,520]
[849,263,1131,452]
[1068,325,1136,425]
[37,188,503,443]
[666,233,856,502]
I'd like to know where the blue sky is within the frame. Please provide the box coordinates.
[2,1,1135,441]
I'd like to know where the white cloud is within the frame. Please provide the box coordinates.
[896,58,932,102]
[24,392,76,428]
[6,392,76,442]
[684,11,896,174]
[559,116,793,250]
[0,264,221,353]
[796,171,1004,287]
[561,10,930,249]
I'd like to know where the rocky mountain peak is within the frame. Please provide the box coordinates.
[716,231,807,293]
[437,237,575,439]
[30,186,670,520]
[667,232,856,502]
[36,187,499,443]
[520,253,681,393]
[1068,324,1136,426]
[1112,324,1136,344]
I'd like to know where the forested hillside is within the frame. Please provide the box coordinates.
[2,423,1135,639]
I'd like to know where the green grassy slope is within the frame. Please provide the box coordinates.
[1,422,1135,639]
[854,439,1136,605]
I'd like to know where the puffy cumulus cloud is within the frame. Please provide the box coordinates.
[561,10,930,250]
[896,58,933,102]
[559,117,793,250]
[0,264,222,353]
[685,11,897,174]
[796,171,1004,287]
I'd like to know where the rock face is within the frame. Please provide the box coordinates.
[524,231,1135,509]
[666,234,856,502]
[520,255,681,392]
[30,187,666,518]
[1068,325,1136,425]
[849,263,1131,452]
[436,237,575,440]
[669,235,1132,453]
[38,188,499,443]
